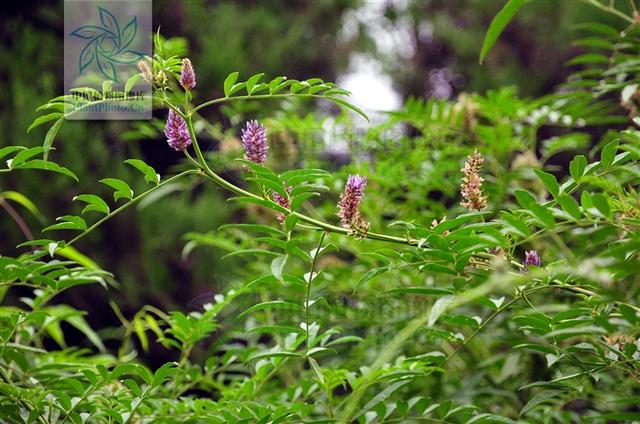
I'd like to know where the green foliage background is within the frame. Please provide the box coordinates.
[0,0,622,314]
[1,0,639,422]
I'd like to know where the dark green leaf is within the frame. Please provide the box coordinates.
[479,0,529,64]
[569,155,587,181]
[27,113,63,133]
[591,193,611,219]
[514,189,536,208]
[247,351,303,361]
[557,194,581,220]
[0,146,26,161]
[520,389,568,416]
[601,140,618,169]
[325,96,369,121]
[619,304,637,325]
[355,267,388,291]
[13,160,78,181]
[533,169,560,197]
[43,118,64,160]
[528,204,555,229]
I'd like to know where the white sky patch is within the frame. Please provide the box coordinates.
[337,1,418,114]
[338,54,402,115]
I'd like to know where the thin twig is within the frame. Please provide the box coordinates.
[0,197,34,240]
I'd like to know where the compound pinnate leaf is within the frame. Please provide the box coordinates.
[14,160,78,181]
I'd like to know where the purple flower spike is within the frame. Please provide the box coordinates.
[241,120,268,164]
[164,110,192,151]
[524,250,541,268]
[337,174,367,228]
[180,58,196,90]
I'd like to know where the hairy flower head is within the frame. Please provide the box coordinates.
[241,120,268,164]
[180,58,196,90]
[460,149,487,211]
[524,250,541,268]
[137,60,153,83]
[164,110,192,151]
[338,175,367,228]
[154,70,168,87]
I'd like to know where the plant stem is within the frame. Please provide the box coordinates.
[191,93,344,115]
[584,0,635,23]
[177,101,628,275]
[305,232,326,356]
[184,114,388,242]
[0,197,34,241]
[66,170,199,248]
[178,344,194,367]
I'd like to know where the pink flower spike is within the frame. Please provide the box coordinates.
[337,174,367,228]
[241,120,268,164]
[180,58,196,90]
[164,110,192,151]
